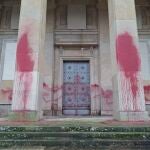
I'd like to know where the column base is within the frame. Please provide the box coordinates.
[43,110,52,116]
[91,110,101,116]
[8,111,43,122]
[56,110,63,116]
[114,111,149,121]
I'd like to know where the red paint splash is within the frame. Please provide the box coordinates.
[116,32,141,107]
[91,84,113,99]
[144,86,150,93]
[16,31,34,110]
[1,88,12,101]
[20,74,33,110]
[43,82,113,101]
[42,82,113,113]
[91,84,113,105]
[43,83,63,93]
[16,32,34,72]
[144,86,150,102]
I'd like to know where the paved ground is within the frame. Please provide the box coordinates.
[0,116,150,127]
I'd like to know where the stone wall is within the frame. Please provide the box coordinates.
[0,0,149,117]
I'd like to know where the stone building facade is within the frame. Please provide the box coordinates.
[0,0,149,121]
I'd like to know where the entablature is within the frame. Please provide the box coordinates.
[54,29,98,46]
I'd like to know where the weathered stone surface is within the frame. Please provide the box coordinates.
[0,126,150,148]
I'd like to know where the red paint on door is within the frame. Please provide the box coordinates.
[116,32,141,108]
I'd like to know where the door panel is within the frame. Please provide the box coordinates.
[63,61,91,115]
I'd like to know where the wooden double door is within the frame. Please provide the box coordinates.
[63,61,91,115]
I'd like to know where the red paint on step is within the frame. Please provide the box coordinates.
[116,32,141,109]
[16,32,34,72]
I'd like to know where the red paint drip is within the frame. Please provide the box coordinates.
[42,83,113,105]
[20,74,33,110]
[43,83,63,93]
[17,32,34,72]
[116,32,141,109]
[16,31,34,110]
[91,84,113,105]
[91,84,113,99]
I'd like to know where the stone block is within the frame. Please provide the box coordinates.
[114,111,149,121]
[8,110,42,121]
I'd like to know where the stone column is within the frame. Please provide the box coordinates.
[10,0,47,121]
[108,0,149,121]
[43,0,55,115]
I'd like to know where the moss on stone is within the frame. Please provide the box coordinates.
[0,126,150,148]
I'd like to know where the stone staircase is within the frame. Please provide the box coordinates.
[0,126,150,149]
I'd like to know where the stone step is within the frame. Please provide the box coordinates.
[0,139,150,148]
[0,132,150,140]
[0,126,150,132]
[2,147,45,150]
[0,126,150,148]
[2,146,150,150]
[45,146,150,150]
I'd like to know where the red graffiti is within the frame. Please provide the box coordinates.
[144,86,150,102]
[42,83,63,108]
[42,92,51,104]
[16,32,34,72]
[16,31,34,110]
[20,74,33,110]
[144,86,150,93]
[1,88,12,101]
[91,84,113,100]
[102,90,113,104]
[91,84,112,97]
[42,82,113,112]
[116,32,141,109]
[43,83,62,93]
[91,84,99,88]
